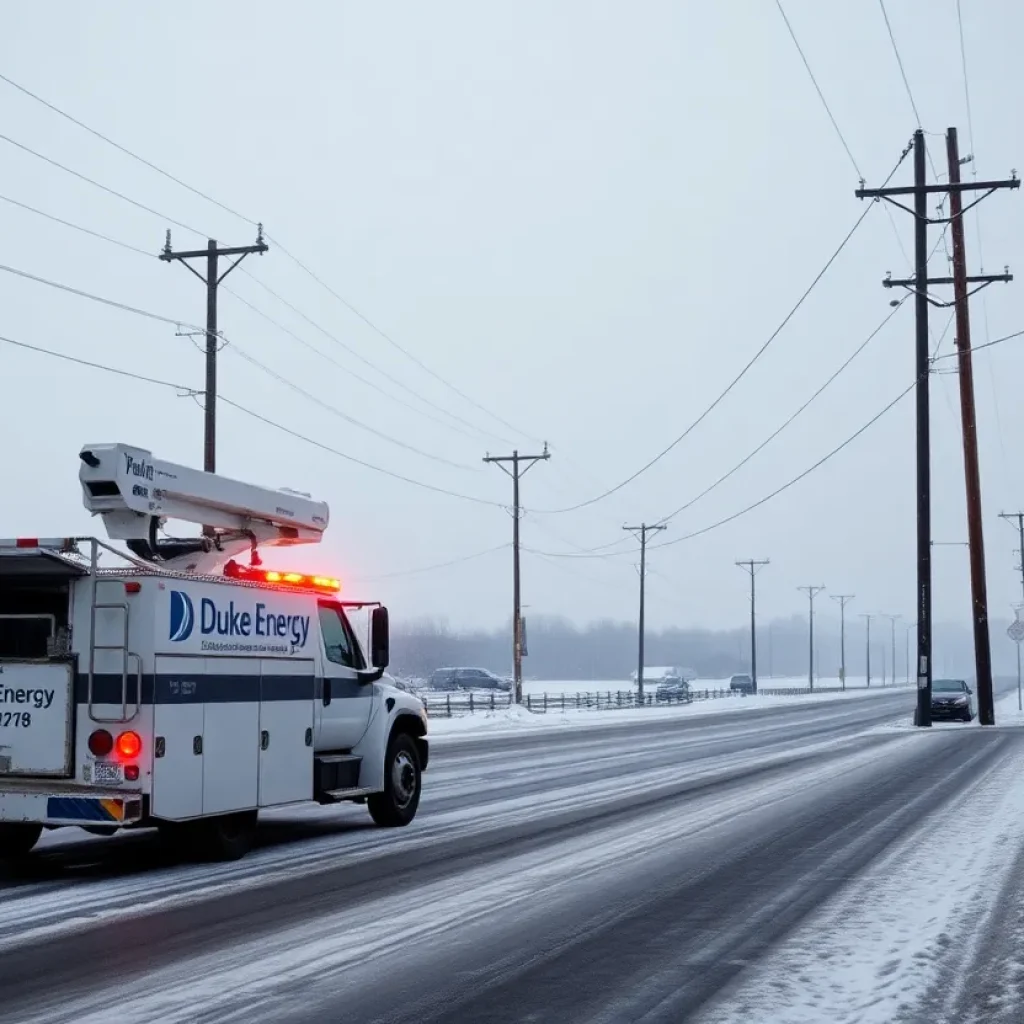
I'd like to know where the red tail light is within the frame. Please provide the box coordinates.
[88,729,114,757]
[116,731,142,759]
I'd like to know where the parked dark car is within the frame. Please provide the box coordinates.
[930,678,974,722]
[655,680,692,703]
[428,667,512,692]
[729,673,755,695]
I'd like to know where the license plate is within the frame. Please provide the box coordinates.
[93,761,123,785]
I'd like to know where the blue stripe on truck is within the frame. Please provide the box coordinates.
[46,797,121,822]
[75,674,365,705]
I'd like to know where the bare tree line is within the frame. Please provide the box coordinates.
[391,613,1013,682]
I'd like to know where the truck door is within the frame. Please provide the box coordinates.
[315,602,372,752]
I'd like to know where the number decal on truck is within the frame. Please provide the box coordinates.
[0,712,32,728]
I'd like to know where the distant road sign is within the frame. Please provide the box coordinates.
[1008,619,1024,644]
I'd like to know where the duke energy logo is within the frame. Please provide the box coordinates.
[169,589,311,652]
[169,591,196,642]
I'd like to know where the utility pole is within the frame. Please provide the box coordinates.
[624,524,667,703]
[882,614,901,690]
[830,595,854,690]
[483,446,550,704]
[855,129,1017,728]
[160,228,269,474]
[860,613,874,687]
[947,127,996,724]
[999,513,1024,605]
[797,586,825,690]
[736,559,769,694]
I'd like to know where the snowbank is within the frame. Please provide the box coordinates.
[429,685,913,740]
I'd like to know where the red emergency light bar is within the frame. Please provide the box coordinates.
[223,559,341,593]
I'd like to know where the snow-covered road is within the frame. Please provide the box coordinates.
[0,685,1020,1023]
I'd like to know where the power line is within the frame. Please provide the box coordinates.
[0,189,490,449]
[0,330,509,508]
[237,268,513,446]
[2,125,510,444]
[0,259,485,470]
[955,0,977,169]
[260,238,541,445]
[353,544,508,582]
[0,258,481,469]
[931,326,1024,359]
[955,0,1010,492]
[0,132,205,238]
[649,376,916,553]
[878,0,924,129]
[877,1,941,182]
[529,202,877,516]
[531,373,918,561]
[774,0,862,178]
[0,193,153,256]
[0,70,534,444]
[227,347,476,470]
[0,333,196,392]
[653,300,906,527]
[0,71,255,227]
[221,283,488,444]
[0,260,198,330]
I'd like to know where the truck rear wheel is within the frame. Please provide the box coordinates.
[195,811,258,862]
[0,823,42,859]
[160,811,257,862]
[368,733,421,827]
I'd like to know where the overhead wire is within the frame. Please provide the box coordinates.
[221,283,489,445]
[0,127,510,445]
[0,330,510,508]
[877,0,940,179]
[0,260,482,472]
[652,299,907,528]
[257,238,541,445]
[0,132,205,239]
[955,0,1009,483]
[774,0,862,179]
[529,140,913,518]
[0,71,254,227]
[236,267,513,446]
[0,194,489,453]
[0,193,154,257]
[645,377,919,552]
[530,372,920,560]
[352,544,509,582]
[0,71,535,444]
[527,204,875,515]
[931,326,1024,360]
[773,2,925,316]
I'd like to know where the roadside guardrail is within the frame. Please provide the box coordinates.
[420,684,903,718]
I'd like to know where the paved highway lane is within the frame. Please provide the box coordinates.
[2,688,1021,1024]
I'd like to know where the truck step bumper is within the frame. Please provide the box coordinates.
[0,789,144,826]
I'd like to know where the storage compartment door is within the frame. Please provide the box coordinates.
[201,658,259,815]
[151,656,204,820]
[258,659,314,808]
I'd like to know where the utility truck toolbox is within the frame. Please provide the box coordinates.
[0,443,428,863]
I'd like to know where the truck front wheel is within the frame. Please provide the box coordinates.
[0,823,42,859]
[368,733,422,827]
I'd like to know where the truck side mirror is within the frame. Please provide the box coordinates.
[371,606,390,669]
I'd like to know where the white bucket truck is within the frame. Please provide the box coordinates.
[0,443,428,861]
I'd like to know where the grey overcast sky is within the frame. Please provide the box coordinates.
[2,1,1023,632]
